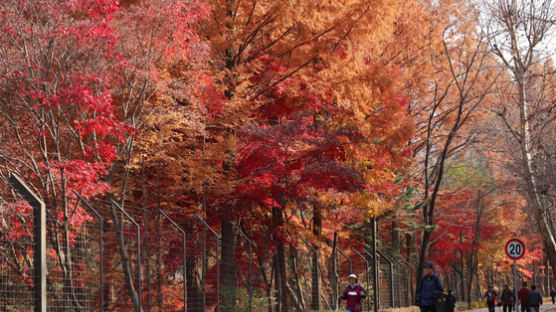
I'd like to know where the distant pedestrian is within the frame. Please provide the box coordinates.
[484,285,498,312]
[446,289,457,312]
[550,289,555,305]
[416,262,444,312]
[518,282,530,312]
[339,273,366,312]
[501,284,515,312]
[527,285,542,312]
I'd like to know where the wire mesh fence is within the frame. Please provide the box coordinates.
[331,246,352,310]
[1,174,425,312]
[229,222,253,312]
[0,198,35,311]
[157,209,187,311]
[378,250,394,309]
[44,197,103,311]
[289,239,314,311]
[399,256,414,307]
[108,200,142,311]
[186,213,220,312]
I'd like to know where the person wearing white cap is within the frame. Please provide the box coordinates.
[339,273,366,312]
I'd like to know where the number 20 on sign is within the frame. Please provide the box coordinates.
[505,238,525,260]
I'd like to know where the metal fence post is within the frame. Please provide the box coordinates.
[300,237,321,311]
[371,217,379,312]
[74,191,104,312]
[377,249,396,308]
[391,262,396,307]
[111,199,142,311]
[8,174,46,312]
[231,222,252,312]
[159,209,188,312]
[400,256,414,307]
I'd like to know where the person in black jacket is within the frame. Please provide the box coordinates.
[445,289,457,312]
[550,289,555,305]
[484,285,498,312]
[527,285,542,312]
[416,262,444,312]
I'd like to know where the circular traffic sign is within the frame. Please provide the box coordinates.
[505,238,525,260]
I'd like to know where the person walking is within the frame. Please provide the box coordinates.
[527,285,542,312]
[501,284,515,312]
[484,285,498,312]
[445,289,457,312]
[516,282,530,312]
[518,282,530,312]
[550,288,555,305]
[339,273,366,312]
[416,262,444,312]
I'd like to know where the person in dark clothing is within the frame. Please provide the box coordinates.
[445,289,457,312]
[416,262,444,312]
[339,273,366,312]
[501,284,515,312]
[518,281,530,312]
[484,285,498,312]
[527,285,542,312]
[550,289,555,305]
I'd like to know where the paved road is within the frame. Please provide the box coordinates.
[467,304,556,312]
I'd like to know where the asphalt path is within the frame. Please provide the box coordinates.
[467,304,556,312]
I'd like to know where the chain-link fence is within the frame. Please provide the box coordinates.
[1,174,426,312]
[44,193,104,311]
[0,196,35,311]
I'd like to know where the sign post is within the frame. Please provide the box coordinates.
[505,238,525,309]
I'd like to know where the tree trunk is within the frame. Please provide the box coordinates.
[466,192,483,307]
[278,241,288,312]
[156,213,163,311]
[311,205,321,311]
[290,247,305,312]
[272,206,289,312]
[274,252,282,312]
[516,76,556,283]
[392,215,399,256]
[416,229,432,285]
[330,232,339,310]
[111,203,143,312]
[186,254,204,312]
[460,231,465,304]
[221,218,237,312]
[474,271,481,302]
[141,164,152,312]
[201,185,207,312]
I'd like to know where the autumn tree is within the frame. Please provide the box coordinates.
[99,1,212,310]
[408,12,500,282]
[199,1,422,310]
[433,153,500,306]
[0,0,125,309]
[486,0,556,281]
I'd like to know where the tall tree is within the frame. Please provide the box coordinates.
[106,1,211,310]
[487,0,556,281]
[410,16,500,282]
[201,1,419,310]
[0,0,125,309]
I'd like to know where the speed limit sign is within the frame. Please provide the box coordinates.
[506,238,525,306]
[505,238,525,260]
